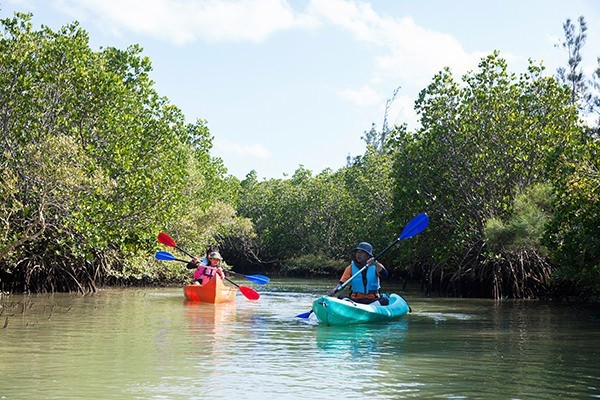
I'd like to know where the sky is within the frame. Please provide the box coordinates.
[2,0,600,180]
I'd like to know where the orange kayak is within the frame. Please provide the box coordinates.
[183,276,237,303]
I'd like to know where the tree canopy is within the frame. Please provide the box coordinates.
[0,13,247,292]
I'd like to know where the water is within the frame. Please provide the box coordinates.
[1,278,599,399]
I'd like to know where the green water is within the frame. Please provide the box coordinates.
[1,279,599,399]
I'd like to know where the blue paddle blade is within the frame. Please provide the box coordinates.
[399,213,429,240]
[245,274,270,285]
[296,310,312,319]
[155,251,175,261]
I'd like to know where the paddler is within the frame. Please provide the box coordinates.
[188,250,225,285]
[327,242,389,305]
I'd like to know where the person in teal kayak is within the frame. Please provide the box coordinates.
[328,242,389,305]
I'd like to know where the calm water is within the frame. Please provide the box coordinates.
[1,278,599,399]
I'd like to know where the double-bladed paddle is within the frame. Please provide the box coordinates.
[296,212,429,319]
[156,233,262,301]
[155,250,270,285]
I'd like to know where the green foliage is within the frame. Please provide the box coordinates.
[231,28,598,298]
[237,167,346,262]
[0,12,227,292]
[484,183,553,254]
[544,136,599,290]
[165,200,256,257]
[545,15,600,294]
[390,52,582,297]
[235,150,397,270]
[280,254,345,277]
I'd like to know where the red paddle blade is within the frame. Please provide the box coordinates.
[239,285,260,301]
[157,232,177,248]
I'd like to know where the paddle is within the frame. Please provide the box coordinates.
[296,212,429,319]
[155,250,270,285]
[156,233,261,301]
[155,250,189,264]
[223,276,260,301]
[157,232,195,258]
[226,270,270,285]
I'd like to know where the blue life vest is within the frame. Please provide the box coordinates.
[350,261,380,294]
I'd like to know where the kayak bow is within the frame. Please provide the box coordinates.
[183,276,237,303]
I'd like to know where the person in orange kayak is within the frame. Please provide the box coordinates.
[327,242,389,305]
[189,249,225,285]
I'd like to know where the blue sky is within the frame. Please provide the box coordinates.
[2,0,600,180]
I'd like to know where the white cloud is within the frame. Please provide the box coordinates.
[308,0,484,128]
[214,139,271,159]
[307,0,517,131]
[338,85,381,108]
[310,0,483,85]
[374,19,479,81]
[307,0,382,42]
[53,0,320,45]
[47,0,526,139]
[51,0,487,86]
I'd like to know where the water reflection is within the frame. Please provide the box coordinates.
[183,300,236,335]
[1,285,599,400]
[315,320,408,357]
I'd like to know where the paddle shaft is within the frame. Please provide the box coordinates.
[224,276,241,288]
[174,244,195,259]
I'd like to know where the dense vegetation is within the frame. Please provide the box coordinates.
[1,12,598,299]
[0,13,252,292]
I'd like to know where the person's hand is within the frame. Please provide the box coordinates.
[367,257,375,265]
[196,257,208,266]
[187,257,203,269]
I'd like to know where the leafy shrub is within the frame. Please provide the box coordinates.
[280,254,345,277]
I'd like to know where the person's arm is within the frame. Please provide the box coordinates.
[366,257,388,279]
[376,261,388,279]
[186,257,202,269]
[328,266,351,296]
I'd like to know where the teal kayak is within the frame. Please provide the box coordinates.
[312,294,410,326]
